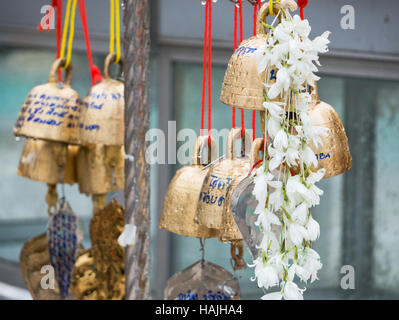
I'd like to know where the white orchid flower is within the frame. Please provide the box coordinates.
[288,222,309,246]
[261,291,283,300]
[306,216,320,241]
[263,101,285,119]
[312,31,331,53]
[291,202,308,224]
[251,258,280,290]
[254,44,270,74]
[303,145,318,167]
[274,129,288,150]
[283,281,305,300]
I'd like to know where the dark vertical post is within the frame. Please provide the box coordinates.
[343,79,376,298]
[123,0,151,300]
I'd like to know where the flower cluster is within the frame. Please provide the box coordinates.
[250,12,330,300]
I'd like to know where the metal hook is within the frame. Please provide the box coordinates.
[199,238,206,266]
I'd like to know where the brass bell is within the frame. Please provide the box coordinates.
[195,128,252,243]
[159,136,219,238]
[76,144,124,195]
[220,0,298,110]
[308,84,352,178]
[164,260,241,300]
[14,58,82,144]
[79,53,124,146]
[17,138,78,185]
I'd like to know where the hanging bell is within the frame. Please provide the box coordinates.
[308,84,352,178]
[195,128,252,242]
[76,144,124,195]
[220,0,298,110]
[14,58,82,144]
[159,136,219,238]
[79,53,124,146]
[20,233,62,300]
[164,260,241,300]
[17,138,78,185]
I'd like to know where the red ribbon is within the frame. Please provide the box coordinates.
[200,0,213,146]
[78,0,103,85]
[297,0,309,20]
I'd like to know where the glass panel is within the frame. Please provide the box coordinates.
[373,80,399,296]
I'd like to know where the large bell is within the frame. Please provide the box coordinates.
[17,138,78,185]
[76,144,124,195]
[195,128,252,243]
[159,136,219,238]
[14,58,82,144]
[308,85,352,178]
[79,53,124,146]
[220,0,298,110]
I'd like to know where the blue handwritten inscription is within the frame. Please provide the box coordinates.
[235,46,257,56]
[178,290,232,300]
[15,93,80,129]
[199,175,233,207]
[84,91,124,110]
[270,69,277,81]
[315,153,331,160]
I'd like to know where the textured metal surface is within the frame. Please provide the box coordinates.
[123,0,151,300]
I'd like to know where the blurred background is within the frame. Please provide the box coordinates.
[0,0,398,299]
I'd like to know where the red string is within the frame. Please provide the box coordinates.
[55,0,62,81]
[251,0,261,141]
[200,0,209,138]
[232,4,237,129]
[238,0,245,138]
[78,0,103,85]
[297,0,309,20]
[207,0,213,146]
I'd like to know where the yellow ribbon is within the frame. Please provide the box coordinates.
[269,0,280,16]
[110,0,121,64]
[60,0,77,69]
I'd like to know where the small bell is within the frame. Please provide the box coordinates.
[220,0,298,110]
[159,136,219,238]
[14,58,82,144]
[308,84,352,178]
[17,138,78,185]
[76,144,124,195]
[79,53,124,146]
[164,260,241,300]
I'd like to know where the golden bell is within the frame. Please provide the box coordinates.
[20,233,62,300]
[79,53,124,146]
[195,128,251,243]
[308,85,352,179]
[17,138,78,185]
[159,136,219,238]
[14,58,82,144]
[77,144,124,195]
[220,0,298,110]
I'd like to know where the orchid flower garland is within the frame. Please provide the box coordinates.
[250,12,331,300]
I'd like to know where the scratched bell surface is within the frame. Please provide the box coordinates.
[14,58,82,144]
[79,53,124,146]
[164,260,241,300]
[17,138,78,185]
[48,200,83,299]
[20,233,62,300]
[220,1,298,111]
[159,136,219,238]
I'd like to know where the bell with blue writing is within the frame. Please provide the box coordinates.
[164,260,241,300]
[159,136,220,238]
[78,53,124,146]
[14,58,82,144]
[307,84,352,179]
[195,128,252,243]
[220,0,298,111]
